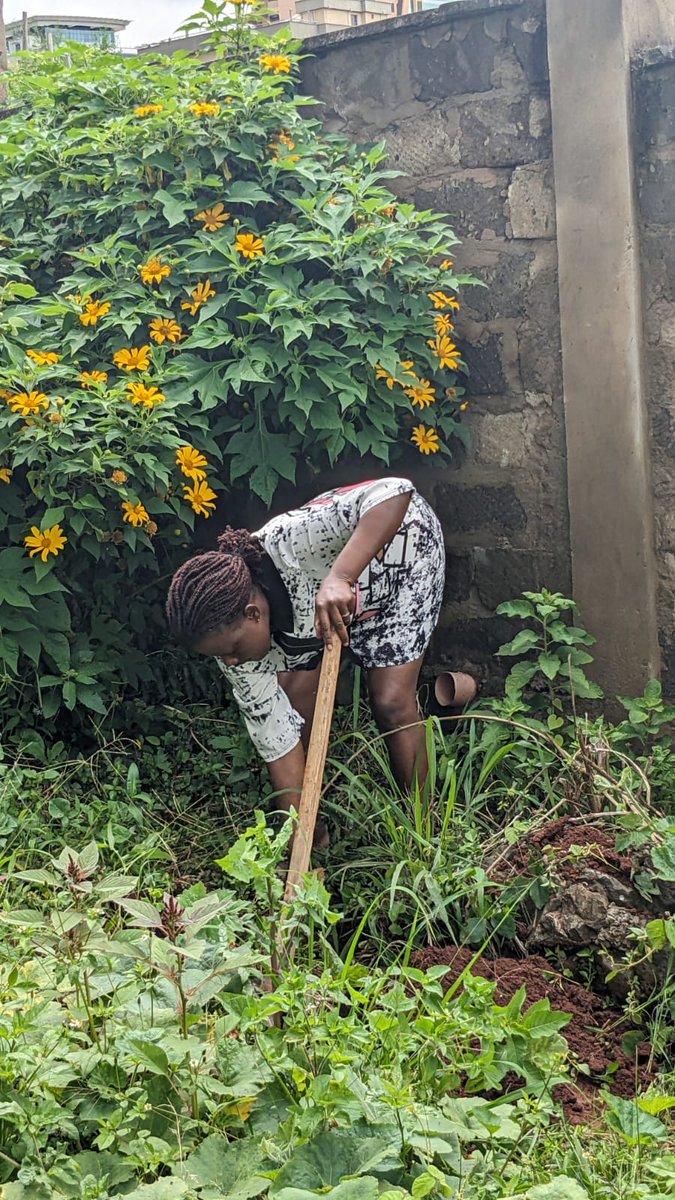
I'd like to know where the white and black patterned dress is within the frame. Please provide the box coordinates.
[217,477,445,762]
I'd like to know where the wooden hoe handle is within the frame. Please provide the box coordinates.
[283,640,341,901]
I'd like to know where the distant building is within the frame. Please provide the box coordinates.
[5,14,129,55]
[137,0,448,56]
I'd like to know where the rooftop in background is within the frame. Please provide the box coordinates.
[137,0,447,55]
[5,13,129,54]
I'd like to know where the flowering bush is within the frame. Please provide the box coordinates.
[0,2,473,735]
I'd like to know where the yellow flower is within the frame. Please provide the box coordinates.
[235,232,264,260]
[111,470,128,485]
[269,130,295,155]
[48,412,63,424]
[24,524,68,562]
[135,103,163,117]
[184,479,217,517]
[434,314,454,336]
[460,401,469,412]
[411,424,440,455]
[400,359,415,372]
[440,259,454,270]
[176,445,208,482]
[145,519,158,537]
[122,500,150,527]
[405,378,436,409]
[139,258,171,286]
[379,205,397,219]
[194,202,230,232]
[26,350,59,366]
[375,364,396,390]
[149,318,183,345]
[80,370,108,388]
[428,291,460,311]
[427,334,461,371]
[0,468,11,484]
[181,279,216,316]
[259,53,292,74]
[7,390,49,416]
[79,299,111,326]
[189,101,220,118]
[113,346,152,372]
[126,382,165,408]
[0,388,12,401]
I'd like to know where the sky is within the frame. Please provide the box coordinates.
[4,0,201,50]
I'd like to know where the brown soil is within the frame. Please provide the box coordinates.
[412,946,653,1124]
[494,817,633,884]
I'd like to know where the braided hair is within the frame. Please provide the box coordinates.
[166,527,266,647]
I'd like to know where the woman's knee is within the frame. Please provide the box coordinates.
[369,683,419,733]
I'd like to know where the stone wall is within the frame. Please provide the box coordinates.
[301,0,570,687]
[635,49,675,693]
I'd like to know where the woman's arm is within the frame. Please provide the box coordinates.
[314,491,412,646]
[267,740,305,814]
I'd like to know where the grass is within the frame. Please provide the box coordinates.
[0,695,674,1197]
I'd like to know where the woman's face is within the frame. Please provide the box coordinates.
[193,590,272,667]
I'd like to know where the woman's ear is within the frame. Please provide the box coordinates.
[244,603,261,623]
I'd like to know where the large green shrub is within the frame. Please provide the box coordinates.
[0,4,472,738]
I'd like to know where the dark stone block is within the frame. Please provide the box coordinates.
[414,170,509,239]
[410,19,500,102]
[508,9,549,85]
[473,548,571,611]
[651,407,675,463]
[635,64,675,150]
[461,332,507,395]
[459,91,550,169]
[443,553,474,602]
[436,483,527,533]
[661,634,675,701]
[639,158,675,225]
[640,229,675,307]
[461,248,534,321]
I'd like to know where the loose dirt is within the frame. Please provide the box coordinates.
[493,816,634,885]
[412,946,652,1123]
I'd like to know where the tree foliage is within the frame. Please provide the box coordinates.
[0,4,472,736]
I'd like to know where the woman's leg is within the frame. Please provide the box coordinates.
[367,655,426,791]
[277,664,328,848]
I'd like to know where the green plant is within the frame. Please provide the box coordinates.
[0,3,476,733]
[0,821,574,1196]
[495,591,603,726]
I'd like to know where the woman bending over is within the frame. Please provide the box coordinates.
[166,477,445,813]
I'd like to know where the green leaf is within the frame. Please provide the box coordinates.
[504,661,539,696]
[496,629,541,657]
[651,838,675,881]
[495,599,535,618]
[121,1181,188,1200]
[274,1183,379,1200]
[125,1038,170,1077]
[638,1094,675,1115]
[538,652,560,680]
[524,1182,590,1200]
[179,1136,267,1199]
[154,188,192,228]
[603,1091,669,1144]
[226,181,272,204]
[272,1132,397,1193]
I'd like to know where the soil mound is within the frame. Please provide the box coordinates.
[497,817,633,884]
[412,946,652,1123]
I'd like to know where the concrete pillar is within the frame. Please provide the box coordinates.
[546,0,660,696]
